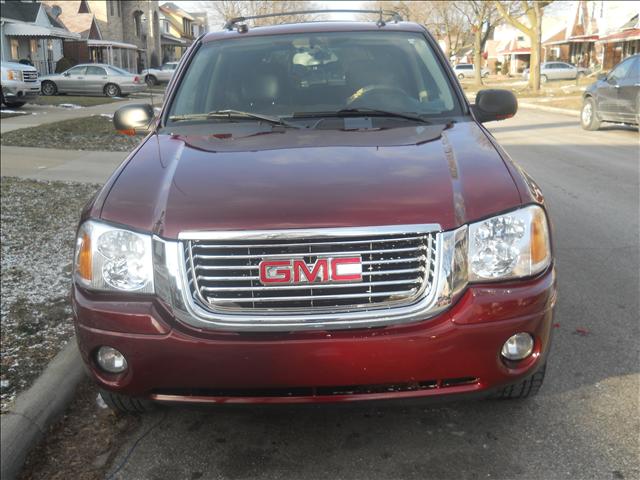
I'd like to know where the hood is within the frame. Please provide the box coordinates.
[2,61,37,71]
[100,121,522,239]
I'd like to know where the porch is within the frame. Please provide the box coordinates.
[2,22,80,75]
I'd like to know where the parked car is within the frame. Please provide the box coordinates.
[141,62,178,86]
[453,63,489,79]
[1,61,40,108]
[40,63,145,97]
[72,14,555,413]
[581,54,639,130]
[523,62,589,83]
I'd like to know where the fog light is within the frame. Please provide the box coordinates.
[501,333,534,361]
[96,346,128,373]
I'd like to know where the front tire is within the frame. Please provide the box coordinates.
[581,97,601,131]
[104,83,121,97]
[541,74,548,84]
[489,363,546,400]
[41,80,57,96]
[99,389,155,413]
[145,75,157,87]
[457,73,465,80]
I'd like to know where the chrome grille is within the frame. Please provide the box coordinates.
[184,228,438,313]
[22,71,38,82]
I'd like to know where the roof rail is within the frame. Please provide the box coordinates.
[223,9,403,31]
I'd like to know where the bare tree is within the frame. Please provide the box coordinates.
[455,1,499,85]
[365,1,471,59]
[494,1,553,92]
[211,1,321,28]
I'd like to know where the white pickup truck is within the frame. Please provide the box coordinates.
[1,61,40,108]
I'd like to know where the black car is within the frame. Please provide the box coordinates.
[581,54,639,130]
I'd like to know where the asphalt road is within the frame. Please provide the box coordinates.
[106,109,639,480]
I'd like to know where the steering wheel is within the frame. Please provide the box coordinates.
[346,85,411,107]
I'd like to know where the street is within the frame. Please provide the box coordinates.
[103,109,639,480]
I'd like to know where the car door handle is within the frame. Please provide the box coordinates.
[77,76,84,79]
[102,77,107,79]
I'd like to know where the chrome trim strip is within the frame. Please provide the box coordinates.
[178,224,441,241]
[153,223,469,332]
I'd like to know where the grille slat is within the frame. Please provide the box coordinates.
[206,289,419,304]
[200,277,422,292]
[191,235,425,249]
[185,228,437,314]
[197,266,425,282]
[193,245,425,261]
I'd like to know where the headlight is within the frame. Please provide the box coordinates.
[468,205,551,281]
[74,221,154,293]
[7,69,22,81]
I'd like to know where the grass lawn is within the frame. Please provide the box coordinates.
[27,95,127,107]
[0,115,143,151]
[527,97,583,111]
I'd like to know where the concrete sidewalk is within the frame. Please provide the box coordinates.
[1,146,126,183]
[1,95,161,134]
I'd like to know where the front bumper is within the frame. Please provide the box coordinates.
[2,80,41,100]
[74,268,556,404]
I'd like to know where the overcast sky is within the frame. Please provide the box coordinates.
[178,1,369,29]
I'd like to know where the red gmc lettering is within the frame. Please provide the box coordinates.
[259,260,291,284]
[259,257,361,284]
[293,259,328,283]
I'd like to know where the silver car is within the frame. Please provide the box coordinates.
[523,62,589,82]
[453,63,490,79]
[40,63,146,97]
[141,62,178,86]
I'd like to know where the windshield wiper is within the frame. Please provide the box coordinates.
[169,110,300,128]
[292,108,431,124]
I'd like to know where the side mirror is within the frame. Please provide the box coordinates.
[597,72,607,81]
[63,72,70,77]
[472,89,517,123]
[113,103,155,135]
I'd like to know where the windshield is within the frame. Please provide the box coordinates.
[167,31,461,125]
[107,65,131,75]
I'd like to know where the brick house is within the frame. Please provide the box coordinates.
[42,0,161,72]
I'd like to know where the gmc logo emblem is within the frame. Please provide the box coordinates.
[259,257,363,285]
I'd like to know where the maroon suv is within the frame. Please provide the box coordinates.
[73,17,556,412]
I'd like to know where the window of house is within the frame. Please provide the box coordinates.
[117,0,121,16]
[10,38,19,60]
[78,0,90,13]
[134,11,143,37]
[109,0,114,16]
[163,20,169,33]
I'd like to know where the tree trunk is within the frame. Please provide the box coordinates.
[473,26,483,86]
[529,5,542,92]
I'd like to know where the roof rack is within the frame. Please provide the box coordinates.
[223,9,403,31]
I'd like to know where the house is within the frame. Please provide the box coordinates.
[598,13,640,69]
[490,7,565,76]
[543,1,640,70]
[42,0,162,72]
[159,2,207,61]
[0,0,80,74]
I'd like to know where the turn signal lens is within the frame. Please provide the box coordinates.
[75,231,92,282]
[530,207,551,268]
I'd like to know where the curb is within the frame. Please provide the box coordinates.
[1,339,85,480]
[516,102,580,117]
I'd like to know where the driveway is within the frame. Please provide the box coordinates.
[100,109,639,480]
